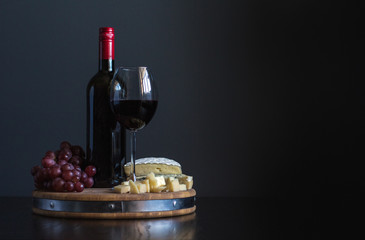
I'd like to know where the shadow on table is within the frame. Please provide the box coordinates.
[31,213,196,240]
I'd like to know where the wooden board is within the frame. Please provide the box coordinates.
[32,188,196,219]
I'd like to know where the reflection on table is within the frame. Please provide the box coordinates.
[32,212,196,240]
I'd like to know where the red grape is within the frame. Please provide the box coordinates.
[64,181,75,192]
[58,148,72,161]
[60,141,72,149]
[72,169,81,178]
[84,177,94,188]
[46,181,53,191]
[61,163,74,172]
[49,165,62,179]
[45,151,56,159]
[43,181,49,189]
[85,165,96,177]
[70,145,85,157]
[40,167,50,181]
[57,159,68,166]
[52,178,65,192]
[31,165,41,176]
[34,171,43,184]
[74,182,84,192]
[71,175,80,183]
[62,170,74,182]
[41,157,56,168]
[31,141,90,191]
[69,156,81,166]
[80,171,88,183]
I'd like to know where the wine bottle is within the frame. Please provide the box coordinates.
[86,27,126,187]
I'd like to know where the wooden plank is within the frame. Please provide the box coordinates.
[32,188,196,201]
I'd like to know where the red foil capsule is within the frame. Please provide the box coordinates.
[99,27,114,60]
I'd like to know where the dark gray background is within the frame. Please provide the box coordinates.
[0,0,363,199]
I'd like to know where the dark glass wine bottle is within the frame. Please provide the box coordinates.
[86,27,126,187]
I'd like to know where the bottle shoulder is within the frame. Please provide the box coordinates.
[87,71,114,90]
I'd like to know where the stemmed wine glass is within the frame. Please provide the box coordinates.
[110,67,158,181]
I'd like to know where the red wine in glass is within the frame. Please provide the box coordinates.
[112,100,158,131]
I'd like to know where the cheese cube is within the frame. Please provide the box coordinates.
[137,183,147,193]
[166,177,175,185]
[129,180,139,194]
[142,179,150,193]
[146,172,156,180]
[167,179,180,192]
[186,180,193,190]
[150,186,166,193]
[113,185,130,193]
[180,175,193,190]
[149,178,158,189]
[155,176,166,187]
[147,172,166,191]
[146,172,157,190]
[179,175,193,183]
[121,181,129,186]
[179,184,187,191]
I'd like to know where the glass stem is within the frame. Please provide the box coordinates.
[131,131,137,181]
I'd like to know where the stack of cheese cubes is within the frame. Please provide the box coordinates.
[113,172,193,194]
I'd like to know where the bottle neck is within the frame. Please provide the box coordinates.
[99,59,114,72]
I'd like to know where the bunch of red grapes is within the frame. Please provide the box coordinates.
[31,141,96,192]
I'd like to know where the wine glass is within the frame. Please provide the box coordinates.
[110,67,158,181]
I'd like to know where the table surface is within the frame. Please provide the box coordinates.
[0,196,316,240]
